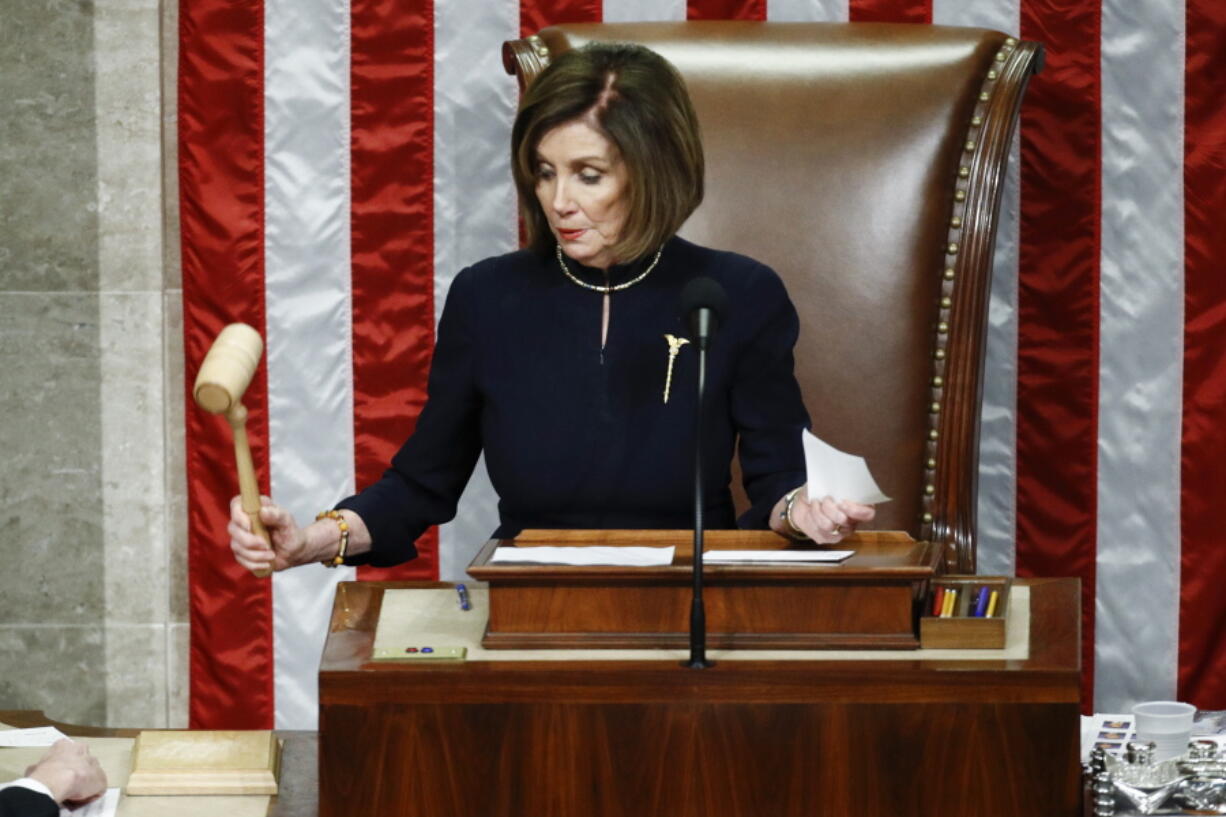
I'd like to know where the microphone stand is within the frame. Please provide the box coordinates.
[685,310,714,670]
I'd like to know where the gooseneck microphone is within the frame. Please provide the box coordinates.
[681,276,728,351]
[679,277,728,669]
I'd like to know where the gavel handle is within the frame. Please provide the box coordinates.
[226,403,273,578]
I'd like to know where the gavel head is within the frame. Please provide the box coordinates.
[193,323,264,414]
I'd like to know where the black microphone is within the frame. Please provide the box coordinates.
[680,276,728,351]
[679,277,727,670]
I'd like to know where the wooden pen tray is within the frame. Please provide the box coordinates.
[919,575,1011,649]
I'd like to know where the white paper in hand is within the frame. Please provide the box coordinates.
[802,429,890,504]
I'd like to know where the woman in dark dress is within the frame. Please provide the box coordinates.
[228,42,874,574]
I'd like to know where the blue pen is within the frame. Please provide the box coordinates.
[456,583,471,611]
[973,585,991,617]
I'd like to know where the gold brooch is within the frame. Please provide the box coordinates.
[662,334,690,404]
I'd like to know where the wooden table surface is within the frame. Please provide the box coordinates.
[0,711,318,817]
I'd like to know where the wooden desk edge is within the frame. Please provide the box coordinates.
[320,577,1081,679]
[0,712,319,817]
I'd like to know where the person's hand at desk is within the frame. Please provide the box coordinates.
[27,739,106,805]
[0,738,107,816]
[228,495,374,573]
[770,485,876,544]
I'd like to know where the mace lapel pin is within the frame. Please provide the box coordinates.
[662,334,691,404]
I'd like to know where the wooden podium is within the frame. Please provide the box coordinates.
[318,533,1081,817]
[468,530,939,650]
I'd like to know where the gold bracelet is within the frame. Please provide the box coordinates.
[779,487,811,541]
[316,510,350,567]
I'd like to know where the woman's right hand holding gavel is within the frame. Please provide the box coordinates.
[228,497,372,574]
[228,496,307,573]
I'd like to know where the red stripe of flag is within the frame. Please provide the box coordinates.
[351,0,440,580]
[848,0,931,24]
[687,0,766,20]
[1180,0,1226,709]
[1015,0,1102,712]
[180,0,274,728]
[522,0,601,38]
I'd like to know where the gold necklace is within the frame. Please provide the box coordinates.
[556,244,663,293]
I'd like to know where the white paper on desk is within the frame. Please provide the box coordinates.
[62,787,119,817]
[490,546,675,567]
[802,429,890,504]
[704,550,854,564]
[0,726,68,747]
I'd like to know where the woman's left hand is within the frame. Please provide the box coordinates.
[781,487,876,544]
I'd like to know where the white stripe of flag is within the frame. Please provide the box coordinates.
[265,0,357,730]
[1095,0,1185,709]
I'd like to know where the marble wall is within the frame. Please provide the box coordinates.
[0,0,187,728]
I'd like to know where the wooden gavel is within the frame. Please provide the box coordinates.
[193,323,272,578]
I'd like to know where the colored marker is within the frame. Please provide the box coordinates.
[932,586,946,617]
[941,588,957,618]
[456,583,471,611]
[974,586,991,617]
[986,589,999,617]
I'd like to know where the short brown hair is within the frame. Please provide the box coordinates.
[511,42,705,262]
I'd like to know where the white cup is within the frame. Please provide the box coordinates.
[1132,700,1196,761]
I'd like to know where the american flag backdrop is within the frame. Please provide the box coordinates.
[180,0,1226,730]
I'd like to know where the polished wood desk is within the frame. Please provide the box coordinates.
[469,530,940,650]
[319,577,1081,817]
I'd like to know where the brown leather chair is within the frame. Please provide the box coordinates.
[504,23,1042,572]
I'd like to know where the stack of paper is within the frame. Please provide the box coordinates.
[489,546,675,567]
[703,550,853,564]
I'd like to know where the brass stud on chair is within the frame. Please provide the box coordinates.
[943,267,955,280]
[995,51,1007,62]
[1006,37,1017,47]
[935,348,947,360]
[979,91,990,102]
[955,190,967,202]
[951,216,963,228]
[933,375,944,388]
[988,70,998,81]
[930,402,941,413]
[938,322,949,334]
[922,512,933,523]
[965,140,976,152]
[929,429,939,441]
[926,458,937,469]
[947,242,959,255]
[940,296,952,308]
[958,166,970,179]
[925,484,936,495]
[971,115,983,127]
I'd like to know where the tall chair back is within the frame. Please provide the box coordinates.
[505,22,1041,570]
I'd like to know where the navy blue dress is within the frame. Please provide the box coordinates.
[338,236,809,567]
